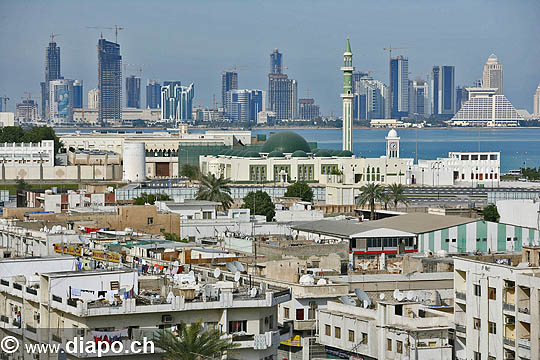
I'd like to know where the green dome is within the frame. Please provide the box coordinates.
[231,149,243,157]
[244,151,261,158]
[311,148,319,154]
[219,149,229,155]
[338,150,354,157]
[267,150,285,158]
[260,131,311,154]
[224,149,235,156]
[330,149,341,156]
[315,150,332,157]
[291,150,308,158]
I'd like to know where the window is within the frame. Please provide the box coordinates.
[476,238,480,242]
[473,318,481,330]
[296,308,304,321]
[147,217,153,225]
[488,356,496,360]
[361,332,368,345]
[445,238,449,243]
[395,304,403,316]
[387,338,392,351]
[452,238,456,243]
[348,329,355,342]
[471,155,479,160]
[284,307,289,319]
[334,326,341,339]
[109,281,119,290]
[480,154,488,160]
[474,284,481,296]
[202,211,212,219]
[325,324,331,336]
[488,287,496,300]
[474,352,481,360]
[397,340,403,354]
[507,237,511,242]
[228,320,247,333]
[488,321,496,334]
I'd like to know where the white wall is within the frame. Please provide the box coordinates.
[497,199,540,230]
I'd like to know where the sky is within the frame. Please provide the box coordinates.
[1,0,539,114]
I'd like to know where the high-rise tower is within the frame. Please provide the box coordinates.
[98,38,122,125]
[270,49,283,74]
[389,56,409,119]
[341,39,354,151]
[534,85,540,118]
[126,75,141,108]
[221,71,238,112]
[40,36,62,119]
[431,65,455,117]
[482,54,503,95]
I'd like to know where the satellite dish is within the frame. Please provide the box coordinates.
[397,292,405,302]
[431,290,442,306]
[379,293,385,300]
[173,260,179,267]
[340,295,356,306]
[407,291,415,301]
[354,288,371,308]
[250,288,258,298]
[214,268,221,279]
[233,261,246,273]
[226,262,238,273]
[234,271,240,282]
[299,275,315,285]
[393,289,400,300]
[316,279,327,285]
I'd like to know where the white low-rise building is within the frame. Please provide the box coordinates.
[0,140,54,166]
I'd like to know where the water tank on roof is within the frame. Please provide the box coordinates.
[123,142,146,182]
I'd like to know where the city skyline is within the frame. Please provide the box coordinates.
[0,0,539,115]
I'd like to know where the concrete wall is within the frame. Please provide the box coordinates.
[0,165,122,181]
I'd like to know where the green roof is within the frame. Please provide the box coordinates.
[267,150,285,158]
[346,38,351,53]
[339,150,354,157]
[315,150,332,157]
[330,149,341,156]
[291,150,308,158]
[261,131,311,154]
[244,151,261,158]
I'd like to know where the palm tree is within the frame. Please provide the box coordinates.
[387,183,409,209]
[380,192,391,210]
[156,321,239,360]
[196,173,234,211]
[356,183,385,220]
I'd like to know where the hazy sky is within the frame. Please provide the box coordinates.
[1,0,539,114]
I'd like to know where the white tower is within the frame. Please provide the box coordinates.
[385,128,400,158]
[341,39,355,151]
[482,54,503,95]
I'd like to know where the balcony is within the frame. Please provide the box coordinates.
[503,303,515,312]
[504,337,516,347]
[455,291,466,301]
[519,338,531,350]
[456,324,466,334]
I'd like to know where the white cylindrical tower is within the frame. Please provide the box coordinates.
[123,142,146,182]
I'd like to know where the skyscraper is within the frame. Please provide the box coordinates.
[270,49,283,74]
[97,38,122,125]
[431,65,455,117]
[41,36,62,119]
[455,86,468,113]
[409,79,429,117]
[268,74,297,121]
[146,80,161,109]
[225,89,264,123]
[49,79,74,124]
[389,55,409,119]
[352,71,369,120]
[298,99,320,121]
[88,89,100,110]
[341,39,354,152]
[534,85,540,118]
[221,71,238,111]
[353,75,388,120]
[126,75,141,108]
[72,80,83,109]
[161,82,194,123]
[482,54,503,94]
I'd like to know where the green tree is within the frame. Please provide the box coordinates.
[196,173,233,211]
[133,192,170,205]
[380,192,391,210]
[180,164,200,180]
[16,178,30,191]
[284,181,313,202]
[356,183,385,220]
[156,321,238,360]
[0,126,62,154]
[241,190,275,221]
[387,183,409,209]
[483,204,500,222]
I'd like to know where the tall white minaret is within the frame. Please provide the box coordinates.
[341,39,355,151]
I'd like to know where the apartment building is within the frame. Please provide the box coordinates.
[454,247,540,360]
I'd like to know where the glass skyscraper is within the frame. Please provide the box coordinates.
[270,49,283,74]
[431,65,455,117]
[389,56,409,119]
[41,38,61,119]
[268,74,297,121]
[98,38,122,125]
[161,82,194,123]
[146,80,161,109]
[126,75,141,108]
[72,80,83,109]
[221,71,238,111]
[225,89,263,123]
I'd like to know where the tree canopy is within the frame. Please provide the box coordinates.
[196,173,234,211]
[133,192,171,205]
[483,204,500,222]
[241,190,275,221]
[180,164,200,181]
[387,183,409,209]
[0,126,62,154]
[356,183,385,220]
[284,181,313,202]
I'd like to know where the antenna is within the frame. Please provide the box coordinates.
[49,33,62,43]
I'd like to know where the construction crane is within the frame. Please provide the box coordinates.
[22,92,33,121]
[86,25,124,43]
[49,33,62,43]
[383,45,413,60]
[0,96,9,111]
[123,63,144,78]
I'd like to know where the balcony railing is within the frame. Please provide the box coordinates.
[455,291,466,301]
[519,338,531,350]
[503,303,515,312]
[504,337,516,347]
[456,324,466,333]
